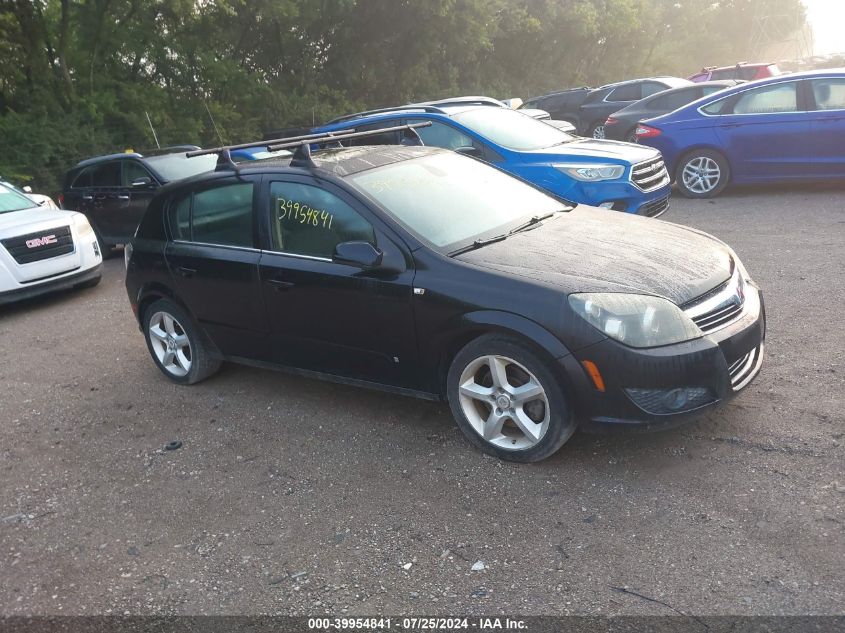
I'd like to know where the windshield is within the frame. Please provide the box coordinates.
[452,107,574,150]
[0,183,36,214]
[144,153,218,182]
[347,151,568,253]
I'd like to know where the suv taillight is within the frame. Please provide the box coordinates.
[635,124,661,139]
[605,117,619,125]
[58,193,64,208]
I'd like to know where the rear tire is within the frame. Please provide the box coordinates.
[675,149,730,198]
[143,299,221,385]
[588,122,606,139]
[446,334,576,462]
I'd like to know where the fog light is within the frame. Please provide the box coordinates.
[625,387,715,415]
[92,241,100,257]
[598,202,614,209]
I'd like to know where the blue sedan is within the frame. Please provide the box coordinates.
[635,69,845,197]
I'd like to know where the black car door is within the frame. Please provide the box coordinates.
[164,175,270,359]
[88,160,124,240]
[120,160,159,240]
[257,175,420,389]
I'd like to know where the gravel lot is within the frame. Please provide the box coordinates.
[1,182,843,618]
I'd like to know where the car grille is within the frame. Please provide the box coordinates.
[682,268,745,334]
[639,195,670,218]
[631,157,670,191]
[0,226,74,265]
[728,344,764,391]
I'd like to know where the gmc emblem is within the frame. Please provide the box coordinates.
[25,235,57,249]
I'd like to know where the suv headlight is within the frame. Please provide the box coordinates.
[554,163,625,182]
[569,293,702,348]
[72,213,94,237]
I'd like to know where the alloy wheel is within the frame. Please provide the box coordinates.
[682,156,721,194]
[592,125,606,139]
[457,355,550,450]
[148,311,192,377]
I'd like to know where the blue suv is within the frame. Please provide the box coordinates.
[313,99,672,217]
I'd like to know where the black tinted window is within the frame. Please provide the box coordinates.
[92,162,121,187]
[123,161,154,186]
[345,122,401,146]
[641,82,668,98]
[650,89,697,111]
[607,84,641,102]
[71,167,94,188]
[270,182,374,259]
[190,183,254,247]
[171,195,191,240]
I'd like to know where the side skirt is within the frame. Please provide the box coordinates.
[222,354,442,402]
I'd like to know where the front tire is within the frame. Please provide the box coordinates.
[446,335,576,462]
[143,299,221,384]
[675,149,730,198]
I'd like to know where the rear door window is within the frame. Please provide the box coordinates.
[405,118,474,150]
[641,82,669,98]
[169,183,254,247]
[607,84,641,102]
[650,88,698,111]
[92,161,121,187]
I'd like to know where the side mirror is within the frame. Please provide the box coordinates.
[332,241,383,268]
[131,176,153,188]
[455,146,482,158]
[22,185,33,193]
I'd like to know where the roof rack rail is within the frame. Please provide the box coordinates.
[327,105,446,124]
[411,96,504,109]
[189,122,432,172]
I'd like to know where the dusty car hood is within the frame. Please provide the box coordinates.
[456,205,732,306]
[525,137,660,164]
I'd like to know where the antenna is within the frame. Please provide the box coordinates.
[145,111,160,149]
[205,101,225,145]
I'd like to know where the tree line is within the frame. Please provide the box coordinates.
[0,0,805,194]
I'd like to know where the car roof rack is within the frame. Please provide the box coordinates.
[187,122,431,171]
[326,105,448,124]
[411,96,504,109]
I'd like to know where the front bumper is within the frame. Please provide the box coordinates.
[545,174,672,217]
[560,284,766,431]
[0,263,102,306]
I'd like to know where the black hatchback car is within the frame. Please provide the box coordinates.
[61,147,218,256]
[125,127,765,462]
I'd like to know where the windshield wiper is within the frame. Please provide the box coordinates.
[448,233,509,256]
[448,213,558,257]
[507,212,557,235]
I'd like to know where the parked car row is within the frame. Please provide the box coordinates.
[526,68,845,198]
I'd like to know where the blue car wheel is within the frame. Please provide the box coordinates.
[675,149,731,199]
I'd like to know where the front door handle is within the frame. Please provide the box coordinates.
[176,266,196,278]
[117,195,130,200]
[266,278,295,291]
[82,195,93,201]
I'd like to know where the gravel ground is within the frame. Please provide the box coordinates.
[1,182,843,617]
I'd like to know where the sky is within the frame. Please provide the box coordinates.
[802,0,845,56]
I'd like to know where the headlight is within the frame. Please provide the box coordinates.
[554,163,625,182]
[569,293,702,348]
[72,213,94,237]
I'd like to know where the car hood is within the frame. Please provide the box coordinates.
[524,137,660,164]
[456,206,732,306]
[0,207,79,237]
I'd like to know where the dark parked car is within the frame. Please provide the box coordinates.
[524,78,692,138]
[125,127,765,462]
[604,80,740,142]
[61,146,217,256]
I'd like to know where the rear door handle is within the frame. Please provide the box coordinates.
[266,278,295,291]
[117,195,130,200]
[176,266,196,278]
[82,195,93,201]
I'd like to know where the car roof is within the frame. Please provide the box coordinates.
[598,76,688,89]
[159,145,447,193]
[72,146,201,170]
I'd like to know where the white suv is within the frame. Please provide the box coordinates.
[0,183,102,305]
